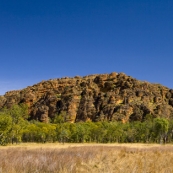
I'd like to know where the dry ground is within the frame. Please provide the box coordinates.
[0,143,173,173]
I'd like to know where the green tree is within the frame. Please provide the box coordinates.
[0,113,12,145]
[8,104,29,144]
[52,112,65,124]
[154,118,169,144]
[56,123,71,143]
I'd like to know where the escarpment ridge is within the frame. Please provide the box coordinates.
[1,72,173,123]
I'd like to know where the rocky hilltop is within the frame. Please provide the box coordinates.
[1,72,173,123]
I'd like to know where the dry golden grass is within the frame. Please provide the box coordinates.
[0,143,173,173]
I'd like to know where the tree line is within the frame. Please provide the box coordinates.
[0,104,173,145]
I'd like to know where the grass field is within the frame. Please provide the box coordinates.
[0,143,173,173]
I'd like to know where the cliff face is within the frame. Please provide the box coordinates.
[1,72,173,123]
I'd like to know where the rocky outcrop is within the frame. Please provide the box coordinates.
[1,72,173,123]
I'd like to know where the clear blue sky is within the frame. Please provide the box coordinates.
[0,0,173,95]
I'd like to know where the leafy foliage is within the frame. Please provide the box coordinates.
[1,107,173,145]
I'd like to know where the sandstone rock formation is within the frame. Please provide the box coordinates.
[1,72,173,123]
